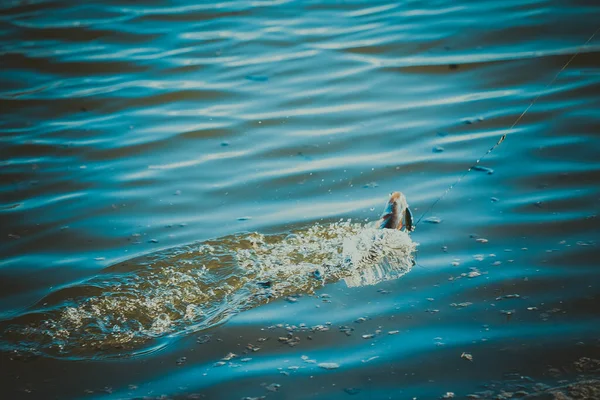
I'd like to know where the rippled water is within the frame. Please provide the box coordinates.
[1,0,600,398]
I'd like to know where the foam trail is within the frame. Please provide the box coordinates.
[0,221,415,359]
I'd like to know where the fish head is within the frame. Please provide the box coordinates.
[379,191,414,232]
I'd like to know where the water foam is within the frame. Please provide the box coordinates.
[0,221,415,359]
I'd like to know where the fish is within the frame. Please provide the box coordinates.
[379,191,414,232]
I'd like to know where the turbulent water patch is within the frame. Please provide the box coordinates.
[0,221,415,359]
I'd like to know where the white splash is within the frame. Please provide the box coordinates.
[0,221,416,358]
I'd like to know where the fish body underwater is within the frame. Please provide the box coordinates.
[0,193,416,359]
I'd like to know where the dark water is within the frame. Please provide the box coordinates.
[1,0,600,398]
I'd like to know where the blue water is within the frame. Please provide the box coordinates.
[1,0,600,398]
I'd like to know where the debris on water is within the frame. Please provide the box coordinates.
[241,358,252,362]
[461,352,473,362]
[496,294,520,301]
[573,357,600,373]
[176,357,187,366]
[355,317,367,323]
[467,269,481,278]
[426,309,440,314]
[265,383,281,392]
[442,391,455,398]
[94,257,106,261]
[310,324,328,332]
[473,254,484,261]
[534,201,543,208]
[424,216,442,224]
[344,387,361,395]
[149,239,159,243]
[500,309,515,316]
[362,334,375,339]
[174,190,181,195]
[318,362,340,370]
[491,197,499,202]
[527,307,538,311]
[451,302,472,308]
[237,216,252,221]
[363,182,379,189]
[220,142,229,147]
[492,261,502,266]
[451,261,460,266]
[433,146,445,153]
[339,326,354,336]
[222,352,237,361]
[388,330,400,335]
[213,361,226,367]
[577,240,595,246]
[301,355,316,364]
[472,165,494,174]
[476,238,489,243]
[278,334,301,347]
[197,334,211,344]
[286,296,298,303]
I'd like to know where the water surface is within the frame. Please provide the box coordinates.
[1,0,600,398]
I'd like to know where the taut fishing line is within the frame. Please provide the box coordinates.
[413,26,600,229]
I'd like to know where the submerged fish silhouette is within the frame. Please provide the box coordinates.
[0,193,416,359]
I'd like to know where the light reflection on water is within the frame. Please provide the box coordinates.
[1,0,600,398]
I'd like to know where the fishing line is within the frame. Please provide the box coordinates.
[413,26,600,229]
